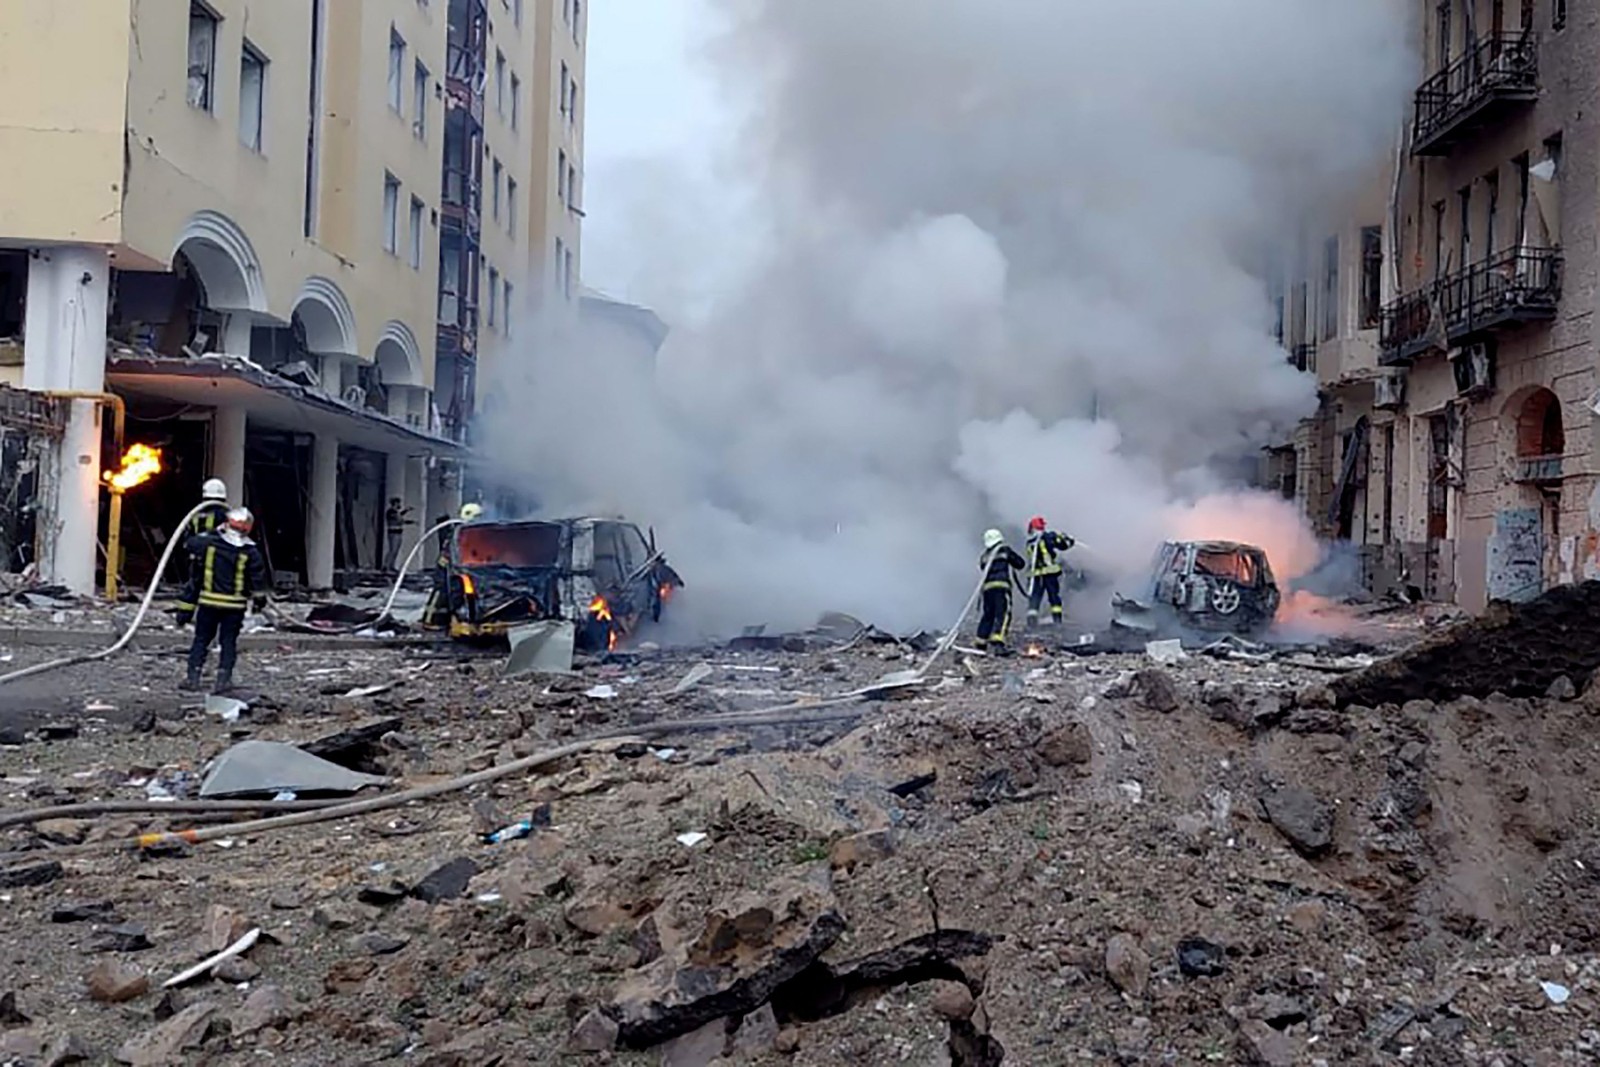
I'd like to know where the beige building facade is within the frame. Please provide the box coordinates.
[0,0,585,594]
[1276,0,1595,611]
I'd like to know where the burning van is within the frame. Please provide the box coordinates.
[1111,540,1280,637]
[438,516,682,650]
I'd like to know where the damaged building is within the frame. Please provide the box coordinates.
[0,0,588,594]
[1269,0,1594,611]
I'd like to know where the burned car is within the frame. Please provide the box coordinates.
[1111,540,1280,636]
[436,516,682,650]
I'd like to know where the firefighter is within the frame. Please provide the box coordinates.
[976,528,1026,654]
[1024,515,1076,627]
[181,507,269,694]
[422,513,453,628]
[174,478,231,625]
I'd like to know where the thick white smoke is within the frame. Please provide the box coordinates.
[484,0,1413,637]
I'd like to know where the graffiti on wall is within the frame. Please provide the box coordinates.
[1487,507,1543,603]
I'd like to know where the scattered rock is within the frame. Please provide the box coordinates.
[212,957,261,983]
[1285,900,1326,935]
[33,819,89,844]
[775,1028,802,1055]
[1261,785,1334,857]
[91,923,153,953]
[0,990,30,1027]
[349,931,409,956]
[0,1031,42,1062]
[85,959,150,1003]
[232,985,299,1035]
[930,981,976,1021]
[829,829,895,872]
[113,1001,218,1066]
[1130,668,1182,713]
[1237,1018,1298,1067]
[1039,721,1094,768]
[0,726,26,746]
[51,900,118,924]
[1176,937,1228,978]
[569,1008,619,1053]
[1547,674,1577,700]
[0,859,64,889]
[1296,683,1336,710]
[38,722,79,740]
[198,904,253,954]
[323,959,378,995]
[42,1032,93,1066]
[313,903,361,930]
[267,889,304,910]
[1104,933,1150,997]
[355,880,410,907]
[410,857,480,903]
[657,1017,726,1066]
[729,1003,779,1056]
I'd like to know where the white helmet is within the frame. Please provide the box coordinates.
[982,529,1004,551]
[459,503,483,521]
[201,478,227,501]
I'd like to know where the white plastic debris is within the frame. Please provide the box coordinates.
[584,684,617,700]
[649,748,678,761]
[164,927,261,988]
[1144,639,1187,665]
[1117,781,1144,804]
[676,831,709,848]
[670,663,714,694]
[1541,981,1571,1005]
[205,694,248,722]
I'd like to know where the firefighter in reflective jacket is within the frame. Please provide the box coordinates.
[1024,515,1076,627]
[181,507,269,694]
[977,528,1026,654]
[174,478,230,625]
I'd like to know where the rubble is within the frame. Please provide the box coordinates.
[84,961,149,1004]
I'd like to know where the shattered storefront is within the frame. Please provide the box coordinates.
[0,385,62,574]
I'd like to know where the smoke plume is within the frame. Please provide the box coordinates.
[484,0,1413,637]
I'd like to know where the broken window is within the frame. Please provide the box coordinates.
[514,0,523,26]
[382,173,400,254]
[1431,200,1447,279]
[408,196,424,270]
[507,176,517,233]
[239,42,266,151]
[510,73,521,131]
[414,60,429,138]
[573,0,582,42]
[188,3,219,111]
[592,523,626,592]
[1359,226,1382,329]
[1320,235,1338,342]
[388,28,406,113]
[487,266,499,327]
[456,523,561,567]
[560,63,570,120]
[495,51,506,117]
[1195,549,1256,585]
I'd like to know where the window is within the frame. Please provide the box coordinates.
[1457,185,1472,269]
[1435,1,1451,72]
[1431,200,1446,280]
[567,78,578,127]
[239,42,266,151]
[305,0,326,238]
[383,173,400,254]
[1320,236,1338,342]
[564,247,575,299]
[388,29,406,112]
[1554,0,1566,30]
[560,63,570,120]
[568,162,578,211]
[573,0,582,42]
[510,74,520,131]
[413,61,429,137]
[1514,153,1530,250]
[503,280,513,337]
[563,0,572,25]
[557,149,568,204]
[492,158,503,220]
[408,196,424,269]
[487,266,500,327]
[1484,170,1499,257]
[495,52,506,117]
[514,0,523,26]
[555,238,565,294]
[187,3,219,111]
[1359,226,1382,329]
[506,177,517,232]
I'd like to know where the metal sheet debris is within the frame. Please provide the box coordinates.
[199,740,391,799]
[204,695,248,722]
[1145,639,1187,665]
[503,620,577,677]
[584,684,618,700]
[670,663,714,694]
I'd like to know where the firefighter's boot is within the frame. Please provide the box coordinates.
[212,670,234,695]
[179,667,202,692]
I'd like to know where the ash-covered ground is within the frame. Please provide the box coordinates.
[2,592,1599,1066]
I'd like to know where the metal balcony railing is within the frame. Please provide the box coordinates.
[1379,247,1561,365]
[1413,31,1538,156]
[1513,454,1563,483]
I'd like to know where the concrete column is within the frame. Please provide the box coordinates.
[212,406,247,505]
[22,246,111,595]
[307,433,339,588]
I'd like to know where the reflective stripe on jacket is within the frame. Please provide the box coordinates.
[190,533,268,612]
[981,546,1025,590]
[1027,531,1071,577]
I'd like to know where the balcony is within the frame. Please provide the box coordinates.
[1413,32,1538,157]
[1379,247,1561,365]
[1512,454,1563,484]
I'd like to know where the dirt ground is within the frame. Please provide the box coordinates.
[2,600,1599,1066]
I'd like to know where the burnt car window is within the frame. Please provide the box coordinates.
[456,523,562,567]
[592,522,626,591]
[620,524,651,575]
[1194,549,1255,585]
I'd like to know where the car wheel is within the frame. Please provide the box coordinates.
[1209,581,1242,616]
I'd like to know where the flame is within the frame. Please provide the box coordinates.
[1023,642,1045,658]
[608,628,619,652]
[103,444,162,492]
[589,595,613,622]
[460,573,476,596]
[659,582,674,604]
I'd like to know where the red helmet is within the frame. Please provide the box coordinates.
[1028,516,1046,532]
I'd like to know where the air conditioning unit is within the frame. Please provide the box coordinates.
[1374,370,1407,410]
[1451,342,1495,398]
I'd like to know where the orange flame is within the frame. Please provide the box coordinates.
[460,573,476,596]
[588,595,613,622]
[1023,642,1045,658]
[659,582,674,604]
[103,443,162,492]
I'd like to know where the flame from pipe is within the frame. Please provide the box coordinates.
[103,444,163,492]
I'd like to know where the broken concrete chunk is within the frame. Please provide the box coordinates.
[52,900,118,924]
[232,985,299,1035]
[0,990,31,1027]
[930,981,977,1021]
[348,931,409,956]
[1130,668,1182,713]
[212,957,261,983]
[1104,933,1150,996]
[113,1001,218,1066]
[42,1032,93,1066]
[1038,721,1094,768]
[85,960,150,1003]
[410,857,480,903]
[0,860,64,889]
[1261,785,1334,858]
[1176,937,1228,978]
[569,1008,619,1053]
[323,959,378,995]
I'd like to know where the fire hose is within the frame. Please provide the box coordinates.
[0,500,214,687]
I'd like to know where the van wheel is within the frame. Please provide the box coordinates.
[1210,582,1242,615]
